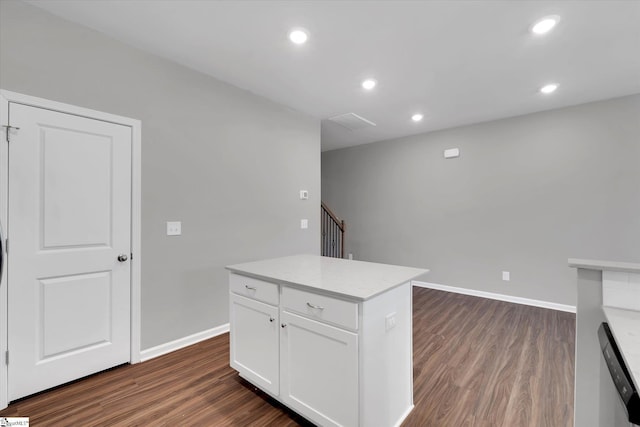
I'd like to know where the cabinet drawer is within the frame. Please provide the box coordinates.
[230,273,278,305]
[282,287,358,330]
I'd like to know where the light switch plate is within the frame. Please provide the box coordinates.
[300,190,309,200]
[300,219,308,229]
[167,221,181,236]
[502,271,510,281]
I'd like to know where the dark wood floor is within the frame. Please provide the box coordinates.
[1,287,575,426]
[405,288,575,426]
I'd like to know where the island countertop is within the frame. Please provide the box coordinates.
[568,258,640,273]
[226,254,428,301]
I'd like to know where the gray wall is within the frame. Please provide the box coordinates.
[323,95,640,306]
[0,0,321,349]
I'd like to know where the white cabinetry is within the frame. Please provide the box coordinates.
[228,265,417,427]
[229,275,279,395]
[280,288,359,427]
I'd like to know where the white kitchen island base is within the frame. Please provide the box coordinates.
[227,255,428,427]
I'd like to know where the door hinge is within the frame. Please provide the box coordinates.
[130,252,133,261]
[5,350,8,365]
[5,238,7,254]
[2,125,20,143]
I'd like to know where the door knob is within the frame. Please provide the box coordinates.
[117,254,129,262]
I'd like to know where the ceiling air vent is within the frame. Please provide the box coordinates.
[327,113,376,131]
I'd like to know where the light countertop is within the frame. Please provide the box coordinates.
[569,258,640,274]
[226,254,428,301]
[603,306,640,390]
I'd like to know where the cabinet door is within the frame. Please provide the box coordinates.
[230,294,279,395]
[281,310,358,427]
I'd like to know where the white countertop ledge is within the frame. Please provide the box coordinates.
[568,258,640,273]
[226,254,429,301]
[602,306,640,390]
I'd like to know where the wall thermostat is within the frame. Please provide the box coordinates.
[444,148,460,159]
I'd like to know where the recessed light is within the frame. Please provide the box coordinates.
[531,15,560,35]
[362,79,377,90]
[411,113,424,122]
[288,29,308,45]
[540,83,559,94]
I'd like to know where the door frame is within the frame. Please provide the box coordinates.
[0,89,142,410]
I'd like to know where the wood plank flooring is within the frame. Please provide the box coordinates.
[404,288,575,426]
[1,287,575,426]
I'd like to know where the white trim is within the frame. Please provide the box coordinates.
[0,90,140,127]
[129,114,142,364]
[412,280,576,313]
[0,89,143,409]
[0,92,9,410]
[140,324,230,362]
[393,404,415,427]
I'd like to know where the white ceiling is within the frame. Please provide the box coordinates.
[27,0,640,151]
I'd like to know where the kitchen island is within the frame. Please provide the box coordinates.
[226,255,428,427]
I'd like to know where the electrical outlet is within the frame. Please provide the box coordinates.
[167,221,181,236]
[385,313,397,331]
[502,271,510,281]
[348,253,353,260]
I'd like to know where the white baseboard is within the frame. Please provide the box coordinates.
[140,323,230,362]
[412,281,576,313]
[393,404,415,427]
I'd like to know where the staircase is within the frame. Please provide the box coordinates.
[321,202,345,258]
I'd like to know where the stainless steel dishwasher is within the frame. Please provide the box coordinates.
[598,323,640,427]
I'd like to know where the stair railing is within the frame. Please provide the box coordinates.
[321,202,345,258]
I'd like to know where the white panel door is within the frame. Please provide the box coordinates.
[7,103,132,400]
[229,294,279,395]
[280,311,358,427]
